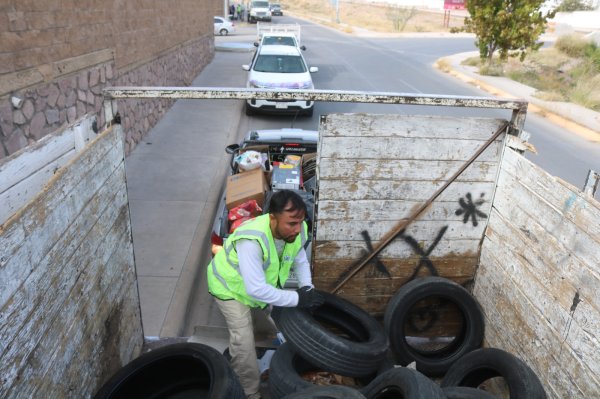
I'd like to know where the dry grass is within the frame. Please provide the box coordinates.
[280,0,465,33]
[459,35,599,111]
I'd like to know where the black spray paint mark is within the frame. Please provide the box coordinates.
[360,230,391,278]
[456,192,487,227]
[401,226,448,281]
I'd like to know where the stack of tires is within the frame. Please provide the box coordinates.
[272,277,547,399]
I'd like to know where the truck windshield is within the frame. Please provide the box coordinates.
[263,36,296,46]
[252,1,269,7]
[254,55,307,73]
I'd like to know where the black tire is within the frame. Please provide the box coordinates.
[273,291,389,377]
[443,386,499,399]
[360,367,446,399]
[282,385,366,399]
[384,276,484,376]
[219,28,228,36]
[304,107,314,117]
[93,342,244,399]
[268,342,390,399]
[441,348,547,399]
[245,102,255,116]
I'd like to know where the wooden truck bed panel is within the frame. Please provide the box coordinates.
[0,120,143,397]
[476,148,600,398]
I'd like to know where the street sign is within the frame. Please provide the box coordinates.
[444,0,465,10]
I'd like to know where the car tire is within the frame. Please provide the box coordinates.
[93,342,244,399]
[359,367,446,399]
[282,385,366,399]
[442,386,499,399]
[272,291,389,378]
[441,348,547,399]
[384,276,484,376]
[219,28,228,36]
[269,342,384,399]
[245,102,255,116]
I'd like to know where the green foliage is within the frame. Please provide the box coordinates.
[385,6,417,31]
[464,0,555,63]
[555,34,591,57]
[555,34,600,71]
[556,0,595,11]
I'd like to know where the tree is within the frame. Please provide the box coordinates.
[556,0,595,11]
[464,0,556,63]
[386,6,417,32]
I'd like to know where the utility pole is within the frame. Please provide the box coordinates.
[335,0,340,23]
[224,0,229,19]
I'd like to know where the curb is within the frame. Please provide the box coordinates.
[434,55,600,143]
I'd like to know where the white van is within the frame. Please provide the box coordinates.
[242,45,318,116]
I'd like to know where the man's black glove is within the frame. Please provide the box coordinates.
[296,286,324,309]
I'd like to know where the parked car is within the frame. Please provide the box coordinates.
[210,128,319,287]
[243,45,318,116]
[213,16,235,36]
[270,3,283,16]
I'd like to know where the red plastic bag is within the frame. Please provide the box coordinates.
[228,200,262,233]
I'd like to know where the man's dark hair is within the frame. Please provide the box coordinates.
[269,190,307,216]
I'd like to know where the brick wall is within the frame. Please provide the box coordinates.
[0,0,220,158]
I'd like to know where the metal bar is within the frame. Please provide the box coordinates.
[330,121,510,294]
[103,87,528,111]
[583,169,600,196]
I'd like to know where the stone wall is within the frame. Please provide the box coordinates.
[0,0,220,158]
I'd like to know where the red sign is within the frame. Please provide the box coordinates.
[444,0,465,10]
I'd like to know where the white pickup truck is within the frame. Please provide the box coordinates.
[257,22,302,45]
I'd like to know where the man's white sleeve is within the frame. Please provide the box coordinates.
[237,239,299,307]
[292,247,313,288]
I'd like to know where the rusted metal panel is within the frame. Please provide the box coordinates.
[0,124,143,397]
[476,148,600,398]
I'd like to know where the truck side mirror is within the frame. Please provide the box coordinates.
[309,67,318,73]
[300,45,306,51]
[242,65,250,71]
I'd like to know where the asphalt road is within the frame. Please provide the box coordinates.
[239,16,600,196]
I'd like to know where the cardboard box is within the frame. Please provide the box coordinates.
[271,162,301,191]
[226,168,268,210]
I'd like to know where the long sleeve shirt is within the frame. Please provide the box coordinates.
[236,238,313,307]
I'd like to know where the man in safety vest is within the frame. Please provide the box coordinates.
[207,189,323,399]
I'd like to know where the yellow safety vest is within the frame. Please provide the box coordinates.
[207,214,308,308]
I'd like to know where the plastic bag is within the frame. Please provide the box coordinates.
[228,200,262,233]
[236,151,265,171]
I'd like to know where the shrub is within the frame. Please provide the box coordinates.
[555,34,591,57]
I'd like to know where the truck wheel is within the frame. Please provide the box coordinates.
[282,385,366,399]
[443,386,499,399]
[93,343,244,399]
[441,348,547,399]
[272,291,389,378]
[360,367,446,399]
[384,276,484,376]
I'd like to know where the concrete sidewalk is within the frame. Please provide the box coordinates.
[125,23,258,344]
